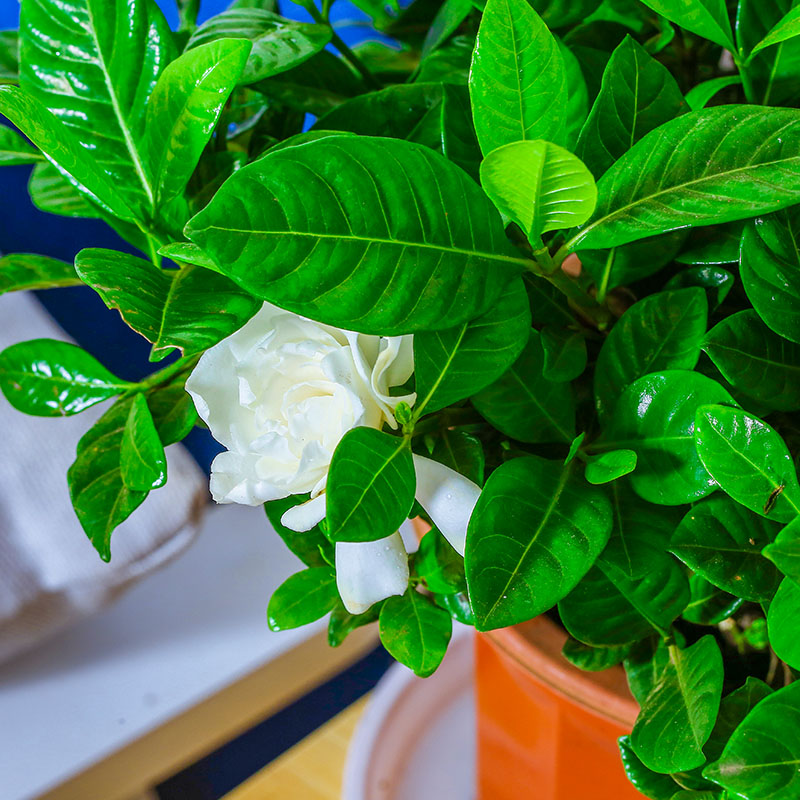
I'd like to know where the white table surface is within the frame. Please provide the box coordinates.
[0,503,374,800]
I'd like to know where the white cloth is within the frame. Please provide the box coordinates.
[0,292,207,664]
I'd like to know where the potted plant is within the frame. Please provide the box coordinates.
[3,0,800,796]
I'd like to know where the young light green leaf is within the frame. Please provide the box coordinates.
[327,428,415,543]
[379,589,452,677]
[0,123,43,165]
[185,136,525,336]
[763,516,800,583]
[637,0,735,50]
[413,278,531,416]
[158,242,223,273]
[766,577,800,669]
[599,371,736,506]
[0,254,80,295]
[267,567,339,631]
[562,639,633,672]
[703,310,800,412]
[145,39,252,210]
[751,5,800,56]
[671,496,782,601]
[480,140,597,242]
[120,394,167,491]
[186,9,332,83]
[469,0,567,155]
[28,162,100,219]
[568,106,800,253]
[0,339,131,417]
[594,288,708,421]
[540,327,587,383]
[466,456,612,631]
[619,736,683,800]
[472,330,576,444]
[631,636,724,774]
[685,76,743,111]
[575,35,687,179]
[703,679,800,799]
[694,405,800,522]
[585,450,637,485]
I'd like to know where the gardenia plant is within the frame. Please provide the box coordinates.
[2,0,800,797]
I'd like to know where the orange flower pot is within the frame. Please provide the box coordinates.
[475,617,644,800]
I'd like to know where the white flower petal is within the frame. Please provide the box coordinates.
[209,451,287,506]
[280,494,327,532]
[412,454,481,556]
[335,532,409,615]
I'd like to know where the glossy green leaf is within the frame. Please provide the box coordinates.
[703,310,800,412]
[328,600,381,647]
[671,496,782,601]
[585,450,637,485]
[429,429,485,487]
[265,495,334,569]
[562,639,632,672]
[440,82,482,181]
[466,456,612,631]
[565,433,586,466]
[145,39,251,210]
[414,527,467,594]
[158,242,223,273]
[120,393,167,491]
[421,0,472,58]
[598,481,681,580]
[694,405,800,522]
[569,107,800,253]
[472,330,575,444]
[267,567,338,631]
[469,0,567,155]
[740,219,800,345]
[186,9,331,83]
[19,0,177,220]
[763,516,800,583]
[559,559,689,645]
[67,396,150,561]
[541,327,587,383]
[625,637,674,705]
[682,575,744,626]
[594,288,708,421]
[28,162,100,219]
[417,36,473,84]
[186,136,524,336]
[559,39,589,149]
[0,30,18,84]
[619,736,682,800]
[327,428,415,543]
[631,636,724,774]
[480,140,597,242]
[664,267,734,311]
[144,369,198,446]
[531,0,603,27]
[599,371,736,506]
[685,76,743,111]
[703,680,800,800]
[676,224,743,265]
[767,577,800,669]
[0,123,42,165]
[575,36,687,179]
[637,0,734,49]
[413,278,531,416]
[0,254,79,295]
[379,589,452,677]
[751,5,800,56]
[0,339,131,417]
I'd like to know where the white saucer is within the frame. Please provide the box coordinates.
[342,627,476,800]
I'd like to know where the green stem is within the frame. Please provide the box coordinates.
[595,248,616,305]
[735,53,758,104]
[177,0,201,31]
[144,234,162,269]
[129,353,202,395]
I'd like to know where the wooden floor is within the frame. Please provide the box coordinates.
[223,697,368,800]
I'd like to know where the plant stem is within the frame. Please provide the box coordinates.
[128,353,202,395]
[734,53,758,104]
[595,248,616,305]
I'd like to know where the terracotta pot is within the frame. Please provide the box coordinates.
[475,617,643,799]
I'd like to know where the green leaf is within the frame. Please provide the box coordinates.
[562,639,632,672]
[740,219,800,345]
[421,0,472,58]
[625,637,674,705]
[751,5,800,55]
[0,30,18,84]
[19,0,177,220]
[685,76,743,111]
[186,9,331,84]
[158,242,223,273]
[0,339,131,417]
[429,429,485,486]
[267,567,338,631]
[414,527,467,594]
[472,330,575,444]
[703,680,800,800]
[469,0,567,155]
[631,636,724,774]
[636,0,734,49]
[0,123,42,165]
[328,600,381,647]
[703,310,800,412]
[67,396,150,561]
[767,577,800,669]
[28,162,100,219]
[671,496,782,601]
[185,135,524,336]
[120,393,167,491]
[619,736,682,800]
[763,516,800,583]
[480,140,598,242]
[379,589,453,677]
[0,253,79,295]
[559,560,689,645]
[675,224,743,266]
[559,38,589,149]
[664,267,735,311]
[145,39,251,211]
[694,405,800,523]
[594,288,708,421]
[568,106,800,253]
[466,456,612,631]
[264,496,334,569]
[144,370,198,446]
[440,82,482,181]
[540,327,587,383]
[531,0,603,27]
[413,278,531,416]
[682,575,743,626]
[327,428,416,543]
[585,450,637,485]
[575,36,687,180]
